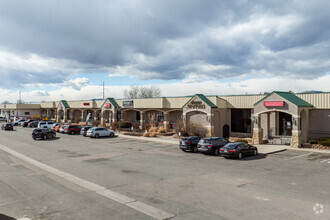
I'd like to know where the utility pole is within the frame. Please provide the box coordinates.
[103,82,105,99]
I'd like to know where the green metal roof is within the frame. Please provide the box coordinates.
[106,98,120,108]
[60,100,70,108]
[254,91,313,107]
[183,94,218,108]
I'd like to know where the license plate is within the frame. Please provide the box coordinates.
[224,149,228,153]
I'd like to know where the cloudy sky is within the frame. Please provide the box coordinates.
[0,0,329,103]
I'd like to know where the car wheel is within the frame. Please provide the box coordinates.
[238,153,243,159]
[95,133,99,138]
[193,146,198,153]
[253,149,258,156]
[110,132,114,137]
[43,135,47,140]
[181,149,187,152]
[33,137,36,140]
[71,131,75,135]
[213,148,219,156]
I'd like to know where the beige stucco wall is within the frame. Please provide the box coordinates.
[168,111,182,123]
[308,109,330,139]
[40,102,56,108]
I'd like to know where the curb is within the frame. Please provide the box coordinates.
[264,149,287,155]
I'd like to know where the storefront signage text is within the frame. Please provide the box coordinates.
[188,100,206,109]
[123,100,133,107]
[83,103,90,106]
[264,101,284,107]
[105,103,111,108]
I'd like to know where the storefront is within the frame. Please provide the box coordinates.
[1,91,329,147]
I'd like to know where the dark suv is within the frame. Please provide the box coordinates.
[23,119,35,127]
[179,136,201,153]
[64,125,82,135]
[197,137,229,156]
[1,123,13,131]
[32,128,56,140]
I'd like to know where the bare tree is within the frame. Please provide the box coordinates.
[123,85,161,99]
[2,101,10,104]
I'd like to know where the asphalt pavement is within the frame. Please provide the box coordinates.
[0,126,329,220]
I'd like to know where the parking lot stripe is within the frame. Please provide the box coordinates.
[320,158,330,163]
[0,144,175,220]
[286,152,313,160]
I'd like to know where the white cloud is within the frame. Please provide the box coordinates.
[1,74,329,103]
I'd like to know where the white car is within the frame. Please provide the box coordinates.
[59,125,68,133]
[86,127,115,138]
[0,116,7,121]
[38,121,55,129]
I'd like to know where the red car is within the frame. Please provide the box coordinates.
[64,125,82,135]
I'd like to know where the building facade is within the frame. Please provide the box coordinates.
[1,91,330,147]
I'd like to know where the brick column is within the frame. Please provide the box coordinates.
[252,114,263,144]
[140,111,145,130]
[163,112,169,129]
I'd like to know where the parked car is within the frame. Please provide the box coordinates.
[220,142,258,159]
[86,127,115,138]
[0,116,7,121]
[59,125,68,133]
[64,125,82,135]
[52,123,63,129]
[28,121,39,128]
[54,124,64,132]
[32,128,56,140]
[1,123,13,130]
[23,119,35,127]
[38,121,55,129]
[197,137,229,156]
[80,126,93,136]
[179,136,202,153]
[13,119,26,126]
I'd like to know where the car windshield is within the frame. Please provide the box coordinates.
[200,139,212,143]
[224,143,239,149]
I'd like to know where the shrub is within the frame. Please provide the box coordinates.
[308,139,318,144]
[236,139,248,143]
[149,127,157,132]
[142,123,151,131]
[132,122,140,129]
[111,122,118,130]
[319,139,330,146]
[120,121,132,128]
[157,127,166,133]
[92,120,100,126]
[143,132,150,137]
[187,123,208,137]
[173,120,188,136]
[150,132,157,137]
[318,137,330,142]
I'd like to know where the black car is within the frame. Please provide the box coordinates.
[80,126,93,136]
[28,121,39,128]
[23,119,35,127]
[197,137,228,156]
[1,123,13,130]
[179,136,201,153]
[220,142,258,159]
[32,128,56,140]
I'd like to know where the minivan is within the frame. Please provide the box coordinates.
[38,121,55,129]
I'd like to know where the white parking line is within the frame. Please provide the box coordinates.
[320,158,330,163]
[286,152,313,160]
[0,144,175,220]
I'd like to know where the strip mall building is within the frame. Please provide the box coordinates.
[1,91,330,147]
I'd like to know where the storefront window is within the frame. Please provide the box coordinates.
[231,109,251,133]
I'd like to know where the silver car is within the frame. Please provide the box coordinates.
[86,127,115,138]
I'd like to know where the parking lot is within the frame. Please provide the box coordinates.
[0,126,329,219]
